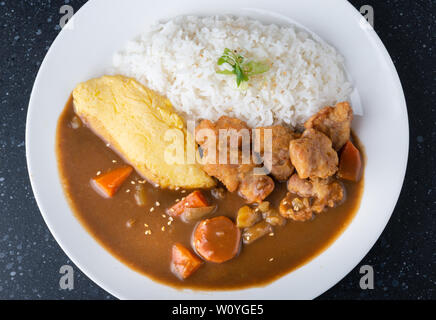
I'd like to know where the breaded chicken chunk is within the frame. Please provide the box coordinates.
[287,173,314,198]
[238,164,275,203]
[279,193,313,222]
[310,178,344,213]
[254,125,295,181]
[304,102,353,151]
[281,174,344,221]
[289,129,338,179]
[196,117,274,203]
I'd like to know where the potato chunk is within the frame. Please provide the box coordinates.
[262,208,287,227]
[242,221,273,245]
[236,206,261,228]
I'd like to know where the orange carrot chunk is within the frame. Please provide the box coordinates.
[171,243,202,279]
[166,190,209,217]
[338,140,362,182]
[193,216,241,263]
[92,166,133,197]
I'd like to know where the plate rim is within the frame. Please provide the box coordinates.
[26,0,409,300]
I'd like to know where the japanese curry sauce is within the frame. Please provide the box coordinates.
[56,97,364,290]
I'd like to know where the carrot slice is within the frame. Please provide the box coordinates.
[166,190,209,217]
[171,243,202,279]
[92,166,133,197]
[193,216,241,263]
[338,140,362,182]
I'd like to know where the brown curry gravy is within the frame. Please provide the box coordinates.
[56,96,364,290]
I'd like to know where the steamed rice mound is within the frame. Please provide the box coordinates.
[112,16,352,127]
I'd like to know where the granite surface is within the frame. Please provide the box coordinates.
[0,0,434,300]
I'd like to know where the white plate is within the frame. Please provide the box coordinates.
[26,0,408,299]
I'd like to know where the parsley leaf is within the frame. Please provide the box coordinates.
[216,48,270,87]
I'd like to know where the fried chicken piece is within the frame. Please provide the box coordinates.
[279,193,313,222]
[196,117,274,202]
[216,116,251,148]
[304,102,353,151]
[197,117,250,148]
[196,118,241,191]
[238,166,275,203]
[285,173,345,216]
[254,125,295,181]
[287,173,313,197]
[201,163,240,192]
[310,178,344,213]
[289,129,338,179]
[195,119,216,147]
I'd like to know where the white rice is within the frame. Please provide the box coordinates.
[112,16,352,127]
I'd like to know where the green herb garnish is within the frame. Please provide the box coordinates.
[216,48,270,87]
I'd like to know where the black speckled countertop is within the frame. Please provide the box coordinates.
[0,0,434,300]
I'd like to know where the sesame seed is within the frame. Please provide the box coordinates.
[155,201,160,207]
[96,171,101,176]
[269,232,274,237]
[126,189,130,193]
[149,207,155,212]
[131,181,136,185]
[126,218,135,228]
[167,221,172,226]
[181,190,186,194]
[269,258,274,262]
[161,226,165,231]
[144,223,149,227]
[175,187,180,191]
[112,160,117,163]
[168,217,174,221]
[162,214,166,218]
[106,143,111,147]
